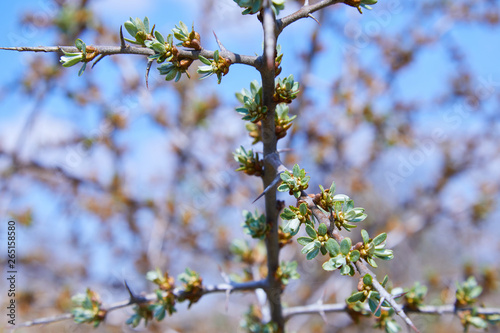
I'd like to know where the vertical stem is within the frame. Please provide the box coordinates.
[260,1,284,331]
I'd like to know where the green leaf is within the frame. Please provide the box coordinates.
[368,298,381,317]
[322,259,336,271]
[284,218,300,234]
[301,241,317,254]
[280,208,296,220]
[155,31,165,44]
[124,21,138,37]
[347,291,366,303]
[363,274,373,286]
[469,286,483,299]
[153,304,166,321]
[372,233,387,246]
[280,172,291,181]
[349,250,360,262]
[340,264,351,275]
[375,249,394,260]
[277,184,290,192]
[317,223,327,236]
[297,237,313,246]
[299,203,308,216]
[333,194,350,202]
[381,275,389,287]
[305,224,317,238]
[325,238,340,257]
[340,238,352,256]
[306,247,320,260]
[75,38,85,51]
[329,181,336,194]
[292,164,300,177]
[366,257,378,268]
[78,63,86,76]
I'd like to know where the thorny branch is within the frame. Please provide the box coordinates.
[277,0,344,33]
[263,152,420,332]
[17,279,267,328]
[260,0,283,330]
[284,302,500,319]
[0,44,261,69]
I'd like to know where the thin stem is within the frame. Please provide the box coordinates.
[355,260,421,333]
[284,302,500,319]
[17,279,267,328]
[277,0,344,34]
[0,45,260,68]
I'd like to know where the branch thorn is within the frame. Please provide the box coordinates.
[120,26,126,49]
[307,13,320,25]
[124,280,145,304]
[253,172,283,203]
[145,59,154,89]
[213,31,228,53]
[92,54,106,69]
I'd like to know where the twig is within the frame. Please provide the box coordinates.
[284,302,347,318]
[0,45,261,68]
[263,152,420,331]
[284,302,500,319]
[277,0,344,33]
[355,260,420,333]
[17,279,267,328]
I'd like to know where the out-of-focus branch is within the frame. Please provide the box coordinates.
[17,279,267,329]
[284,302,500,319]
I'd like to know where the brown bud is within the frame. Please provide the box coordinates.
[179,58,193,70]
[172,46,179,57]
[190,39,201,50]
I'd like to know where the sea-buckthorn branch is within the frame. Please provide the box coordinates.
[355,260,420,332]
[277,0,378,36]
[262,152,419,331]
[277,0,344,34]
[259,0,285,329]
[17,279,268,329]
[0,45,260,69]
[283,302,500,319]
